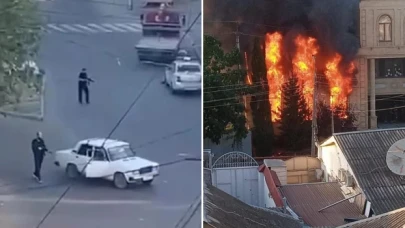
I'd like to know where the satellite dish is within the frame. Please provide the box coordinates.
[386,138,405,175]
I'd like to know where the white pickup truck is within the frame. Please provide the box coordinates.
[163,56,201,94]
[54,138,159,189]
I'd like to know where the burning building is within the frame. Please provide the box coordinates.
[205,0,405,131]
[261,32,356,123]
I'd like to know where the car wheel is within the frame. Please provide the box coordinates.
[142,179,153,185]
[66,164,79,179]
[113,172,128,189]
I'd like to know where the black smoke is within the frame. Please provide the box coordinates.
[204,0,360,71]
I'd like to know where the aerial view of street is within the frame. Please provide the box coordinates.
[0,0,201,227]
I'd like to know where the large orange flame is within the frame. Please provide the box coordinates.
[292,35,319,112]
[265,32,284,121]
[264,32,354,121]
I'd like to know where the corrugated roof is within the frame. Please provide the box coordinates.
[337,207,405,228]
[204,183,303,228]
[333,128,405,215]
[281,182,365,227]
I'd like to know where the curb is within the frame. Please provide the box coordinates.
[0,75,46,122]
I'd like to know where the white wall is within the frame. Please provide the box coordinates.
[258,172,276,208]
[319,143,355,181]
[271,166,287,186]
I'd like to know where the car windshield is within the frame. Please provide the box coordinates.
[177,65,200,72]
[108,145,136,161]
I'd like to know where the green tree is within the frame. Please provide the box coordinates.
[204,35,250,146]
[250,37,274,156]
[278,74,311,151]
[0,0,42,105]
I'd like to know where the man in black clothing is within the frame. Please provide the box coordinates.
[78,68,94,104]
[32,131,48,183]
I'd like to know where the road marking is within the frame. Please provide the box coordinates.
[114,23,141,32]
[74,24,98,33]
[47,24,66,33]
[178,153,188,157]
[0,196,191,210]
[44,23,143,34]
[59,24,83,33]
[87,23,113,32]
[127,23,142,30]
[101,23,127,32]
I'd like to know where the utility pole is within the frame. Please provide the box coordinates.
[236,23,241,69]
[311,55,318,157]
[331,98,335,134]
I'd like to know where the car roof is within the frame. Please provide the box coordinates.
[78,138,129,148]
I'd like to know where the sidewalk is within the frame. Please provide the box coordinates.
[0,76,45,121]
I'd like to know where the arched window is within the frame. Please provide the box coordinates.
[378,15,392,41]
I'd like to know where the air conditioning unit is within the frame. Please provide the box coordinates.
[315,169,323,180]
[338,168,346,181]
[346,173,354,187]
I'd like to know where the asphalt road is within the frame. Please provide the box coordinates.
[0,0,201,227]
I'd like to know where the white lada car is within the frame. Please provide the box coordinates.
[54,138,159,189]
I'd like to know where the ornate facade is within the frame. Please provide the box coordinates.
[353,0,405,130]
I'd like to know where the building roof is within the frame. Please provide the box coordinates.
[204,183,303,228]
[337,207,405,228]
[280,182,365,227]
[331,128,405,215]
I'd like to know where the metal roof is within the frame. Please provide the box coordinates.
[281,182,365,227]
[204,183,303,228]
[333,128,405,215]
[337,207,405,228]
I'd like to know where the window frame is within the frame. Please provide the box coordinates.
[93,147,110,162]
[378,15,392,42]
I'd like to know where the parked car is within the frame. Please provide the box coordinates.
[54,138,159,189]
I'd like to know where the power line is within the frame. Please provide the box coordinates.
[177,11,201,61]
[205,93,405,107]
[204,97,405,114]
[204,79,362,94]
[174,195,201,228]
[35,75,157,228]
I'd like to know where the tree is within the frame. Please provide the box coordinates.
[278,74,311,151]
[0,0,42,105]
[204,35,250,146]
[317,102,357,140]
[250,37,274,156]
